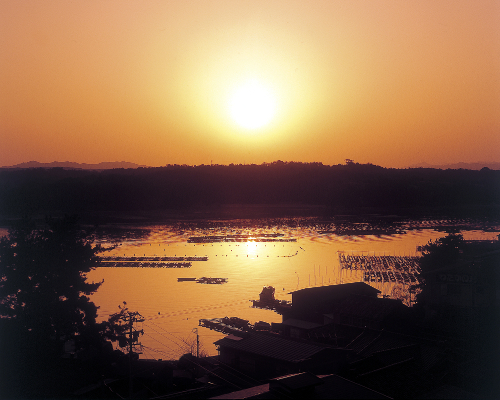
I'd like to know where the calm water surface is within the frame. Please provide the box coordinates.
[84,218,500,359]
[0,218,496,358]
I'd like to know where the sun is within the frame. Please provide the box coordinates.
[228,80,276,130]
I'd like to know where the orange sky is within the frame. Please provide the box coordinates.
[1,0,499,168]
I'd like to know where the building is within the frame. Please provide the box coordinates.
[210,371,391,399]
[284,282,381,323]
[329,294,410,331]
[214,332,351,379]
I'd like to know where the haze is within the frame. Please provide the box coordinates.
[1,0,499,168]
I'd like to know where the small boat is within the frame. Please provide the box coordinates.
[177,277,197,282]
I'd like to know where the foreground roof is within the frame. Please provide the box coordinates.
[214,332,336,363]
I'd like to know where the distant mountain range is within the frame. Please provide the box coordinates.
[2,161,148,170]
[408,162,500,170]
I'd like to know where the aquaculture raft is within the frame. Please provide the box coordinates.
[188,234,296,243]
[177,277,227,284]
[196,277,228,284]
[339,254,421,284]
[98,256,207,268]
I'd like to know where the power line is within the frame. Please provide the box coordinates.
[142,331,180,357]
[144,300,249,321]
[143,322,187,351]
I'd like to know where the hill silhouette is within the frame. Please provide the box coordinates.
[2,161,147,170]
[1,161,499,220]
[409,161,500,170]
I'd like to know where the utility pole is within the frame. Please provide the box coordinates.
[116,310,144,399]
[192,328,199,358]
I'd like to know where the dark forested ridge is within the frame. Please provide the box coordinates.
[1,161,499,220]
[3,161,147,170]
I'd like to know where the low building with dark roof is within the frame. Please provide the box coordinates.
[281,318,323,339]
[284,282,381,323]
[210,372,392,399]
[214,332,351,379]
[331,294,410,331]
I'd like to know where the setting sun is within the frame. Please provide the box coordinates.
[1,1,498,168]
[228,80,276,130]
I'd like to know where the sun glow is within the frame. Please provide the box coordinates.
[228,80,276,130]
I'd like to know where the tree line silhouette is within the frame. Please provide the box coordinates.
[1,161,499,218]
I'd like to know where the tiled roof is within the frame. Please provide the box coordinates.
[214,332,334,363]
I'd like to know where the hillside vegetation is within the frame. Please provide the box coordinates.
[1,161,499,220]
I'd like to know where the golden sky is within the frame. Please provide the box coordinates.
[1,0,499,168]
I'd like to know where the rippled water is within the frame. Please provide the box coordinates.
[82,217,500,359]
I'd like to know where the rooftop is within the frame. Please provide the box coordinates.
[214,332,337,363]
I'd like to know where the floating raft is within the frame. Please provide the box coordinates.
[99,261,191,268]
[197,277,227,284]
[98,256,207,268]
[199,317,275,333]
[100,256,208,261]
[199,318,250,334]
[319,229,406,236]
[188,234,296,243]
[177,277,228,284]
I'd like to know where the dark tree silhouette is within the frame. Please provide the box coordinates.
[0,215,105,347]
[414,233,465,305]
[1,163,498,219]
[419,233,465,272]
[0,215,122,397]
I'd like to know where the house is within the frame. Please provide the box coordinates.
[330,294,410,331]
[214,332,351,379]
[342,327,456,399]
[281,318,323,339]
[210,371,392,399]
[284,282,380,323]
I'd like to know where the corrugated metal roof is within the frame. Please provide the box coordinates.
[215,332,334,363]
